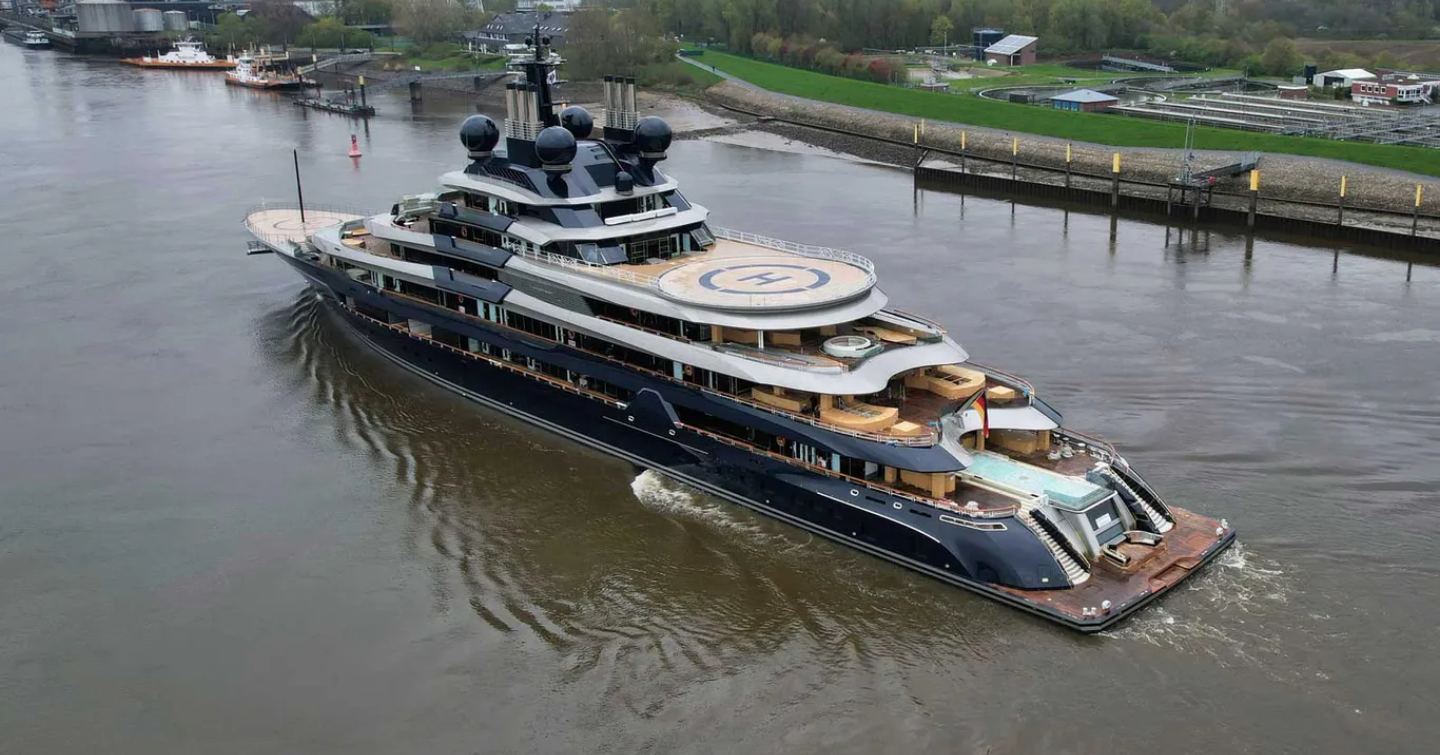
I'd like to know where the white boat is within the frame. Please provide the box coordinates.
[225,54,308,90]
[122,39,235,69]
[23,31,50,49]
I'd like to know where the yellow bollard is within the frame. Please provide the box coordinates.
[1414,184,1425,236]
[1249,169,1260,192]
[1110,153,1121,209]
[1339,175,1347,198]
[960,130,967,150]
[1011,136,1018,156]
[912,123,919,144]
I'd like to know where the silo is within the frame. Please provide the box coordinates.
[134,8,164,33]
[162,11,187,32]
[76,1,136,33]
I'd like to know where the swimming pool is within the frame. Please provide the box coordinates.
[961,452,1109,509]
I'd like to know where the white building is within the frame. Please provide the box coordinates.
[1316,68,1375,88]
[517,0,584,10]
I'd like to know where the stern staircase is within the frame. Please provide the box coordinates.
[1017,500,1090,586]
[1097,465,1174,534]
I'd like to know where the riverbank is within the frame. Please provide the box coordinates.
[700,79,1440,221]
[688,49,1440,179]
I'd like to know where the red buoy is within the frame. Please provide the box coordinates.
[347,134,361,158]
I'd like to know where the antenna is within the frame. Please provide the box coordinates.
[293,149,306,224]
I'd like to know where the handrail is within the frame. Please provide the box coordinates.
[964,359,1037,398]
[684,422,1011,517]
[1053,428,1120,465]
[242,201,369,252]
[504,243,655,287]
[382,287,940,446]
[710,226,878,278]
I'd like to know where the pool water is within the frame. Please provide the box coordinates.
[962,451,1109,509]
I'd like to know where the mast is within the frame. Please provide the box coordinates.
[520,22,559,128]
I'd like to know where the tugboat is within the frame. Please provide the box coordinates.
[122,39,236,69]
[243,32,1236,632]
[225,52,310,90]
[18,30,50,48]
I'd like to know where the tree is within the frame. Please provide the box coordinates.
[1260,37,1302,77]
[930,15,954,47]
[393,0,470,44]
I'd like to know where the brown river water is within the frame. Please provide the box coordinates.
[2,44,1439,753]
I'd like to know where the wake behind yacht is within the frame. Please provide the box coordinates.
[243,36,1235,632]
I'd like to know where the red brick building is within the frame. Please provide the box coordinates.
[984,35,1038,66]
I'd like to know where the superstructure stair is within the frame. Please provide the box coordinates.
[1017,501,1090,586]
[1097,465,1174,534]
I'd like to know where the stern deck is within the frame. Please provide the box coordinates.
[997,506,1234,629]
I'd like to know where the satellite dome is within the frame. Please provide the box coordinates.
[459,115,500,158]
[559,106,593,140]
[633,116,672,160]
[535,126,577,173]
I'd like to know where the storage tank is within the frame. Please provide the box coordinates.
[162,10,187,32]
[76,1,135,34]
[134,8,164,33]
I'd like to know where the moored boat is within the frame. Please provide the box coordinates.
[122,39,235,69]
[225,53,310,90]
[243,30,1236,632]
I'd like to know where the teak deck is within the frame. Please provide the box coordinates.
[997,506,1231,623]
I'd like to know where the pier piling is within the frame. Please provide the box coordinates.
[1110,153,1121,210]
[1247,169,1260,230]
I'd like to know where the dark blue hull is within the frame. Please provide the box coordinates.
[278,254,1232,632]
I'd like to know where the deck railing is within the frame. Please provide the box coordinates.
[710,226,878,284]
[242,201,369,252]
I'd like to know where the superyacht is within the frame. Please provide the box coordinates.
[244,39,1235,632]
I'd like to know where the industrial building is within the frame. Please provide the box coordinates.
[1316,68,1375,88]
[1050,89,1118,112]
[984,34,1037,67]
[971,27,1004,60]
[1351,73,1440,106]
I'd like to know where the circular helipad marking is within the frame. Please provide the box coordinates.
[655,255,872,310]
[697,263,831,295]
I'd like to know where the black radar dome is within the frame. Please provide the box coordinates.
[634,116,672,160]
[559,106,594,140]
[535,126,577,172]
[459,115,500,157]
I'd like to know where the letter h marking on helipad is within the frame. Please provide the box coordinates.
[736,271,792,287]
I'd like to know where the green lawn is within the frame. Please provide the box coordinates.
[698,50,1440,177]
[394,44,507,73]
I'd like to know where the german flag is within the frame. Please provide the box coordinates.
[975,393,989,438]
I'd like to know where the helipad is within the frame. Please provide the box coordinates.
[655,255,874,310]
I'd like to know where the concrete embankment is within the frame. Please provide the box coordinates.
[701,80,1440,239]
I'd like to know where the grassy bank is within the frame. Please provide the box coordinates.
[695,50,1440,177]
[387,43,507,73]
